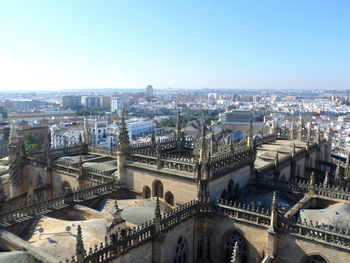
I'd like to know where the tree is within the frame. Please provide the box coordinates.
[24,132,41,152]
[227,105,237,111]
[160,119,176,127]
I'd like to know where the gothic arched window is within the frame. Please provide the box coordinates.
[174,236,188,263]
[165,191,174,206]
[222,230,248,263]
[142,185,151,199]
[152,180,164,198]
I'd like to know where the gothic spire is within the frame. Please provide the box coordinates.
[83,118,90,144]
[199,124,207,163]
[247,116,253,147]
[76,225,85,263]
[154,196,161,234]
[345,151,350,178]
[309,171,316,186]
[297,115,303,141]
[269,191,278,231]
[8,121,17,143]
[290,119,295,140]
[78,155,83,178]
[117,110,130,154]
[210,127,216,154]
[155,196,161,219]
[271,191,277,211]
[335,161,342,186]
[176,110,182,151]
[307,120,312,142]
[323,171,330,187]
[317,123,322,144]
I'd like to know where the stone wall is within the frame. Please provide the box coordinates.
[209,165,250,199]
[109,240,153,263]
[205,216,268,263]
[277,231,350,263]
[125,166,197,204]
[160,217,195,262]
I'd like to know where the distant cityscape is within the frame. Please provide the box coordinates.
[1,86,350,159]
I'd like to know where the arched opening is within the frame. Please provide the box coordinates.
[222,230,248,263]
[300,254,329,263]
[174,236,188,263]
[221,189,227,200]
[142,186,151,199]
[165,191,174,206]
[227,179,234,198]
[152,180,164,198]
[62,181,72,192]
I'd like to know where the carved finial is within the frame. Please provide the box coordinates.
[335,161,342,186]
[117,111,130,154]
[271,191,277,211]
[290,119,295,140]
[76,225,85,262]
[345,151,350,178]
[247,116,253,147]
[231,241,240,263]
[298,115,303,141]
[309,172,316,186]
[78,155,83,178]
[8,121,17,143]
[307,120,312,142]
[199,124,207,163]
[323,171,330,188]
[155,196,161,219]
[83,118,90,144]
[151,130,156,145]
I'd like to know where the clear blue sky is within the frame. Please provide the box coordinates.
[1,1,349,91]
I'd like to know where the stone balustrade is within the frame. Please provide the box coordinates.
[0,179,116,227]
[279,217,350,249]
[217,199,271,227]
[62,196,350,263]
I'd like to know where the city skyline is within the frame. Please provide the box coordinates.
[1,1,350,91]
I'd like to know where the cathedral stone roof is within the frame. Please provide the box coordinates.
[101,198,171,225]
[300,203,350,230]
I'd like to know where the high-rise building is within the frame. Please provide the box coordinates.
[99,96,111,111]
[146,85,154,96]
[111,97,124,112]
[62,95,82,110]
[81,96,100,108]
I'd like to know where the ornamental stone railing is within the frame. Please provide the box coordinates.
[279,217,350,249]
[253,177,350,201]
[62,196,350,263]
[217,199,271,227]
[0,179,116,227]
